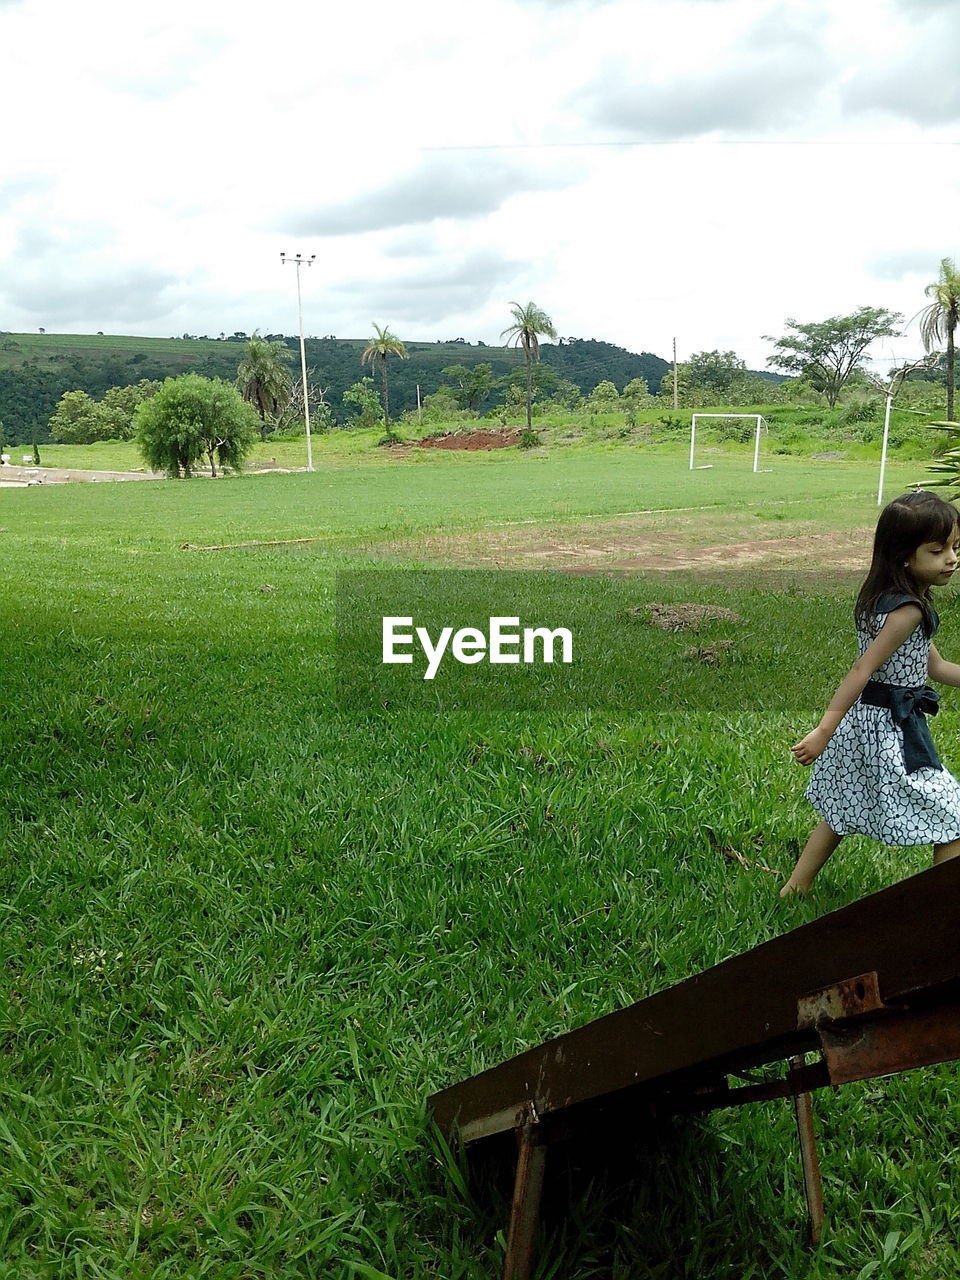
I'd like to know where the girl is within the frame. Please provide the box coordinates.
[782,490,960,896]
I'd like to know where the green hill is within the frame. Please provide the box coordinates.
[0,331,671,446]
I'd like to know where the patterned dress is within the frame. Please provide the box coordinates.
[806,592,960,844]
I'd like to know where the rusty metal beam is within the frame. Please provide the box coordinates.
[820,1004,960,1084]
[429,859,960,1143]
[670,1059,829,1112]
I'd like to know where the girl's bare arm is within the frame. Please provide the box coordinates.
[928,643,960,687]
[791,605,923,766]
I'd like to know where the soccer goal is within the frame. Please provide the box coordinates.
[689,414,770,472]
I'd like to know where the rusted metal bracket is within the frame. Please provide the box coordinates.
[787,973,893,1247]
[790,970,960,1246]
[797,971,888,1027]
[503,1103,547,1280]
[798,970,960,1086]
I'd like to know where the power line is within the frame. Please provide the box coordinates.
[422,138,959,152]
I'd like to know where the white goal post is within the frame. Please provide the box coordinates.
[689,414,769,472]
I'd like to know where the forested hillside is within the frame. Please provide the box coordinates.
[0,331,670,445]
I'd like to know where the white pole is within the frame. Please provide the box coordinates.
[753,415,762,473]
[295,266,313,473]
[878,394,892,506]
[417,383,422,426]
[281,252,316,473]
[689,415,696,470]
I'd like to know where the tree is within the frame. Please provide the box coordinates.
[688,349,747,396]
[48,390,102,444]
[414,387,460,424]
[547,376,582,410]
[49,380,161,444]
[502,361,561,407]
[98,381,160,439]
[588,380,620,410]
[360,324,407,438]
[500,301,557,439]
[342,378,383,429]
[237,334,293,439]
[764,307,902,407]
[923,419,960,493]
[918,257,960,422]
[134,374,258,478]
[442,362,493,413]
[273,378,332,436]
[622,377,650,406]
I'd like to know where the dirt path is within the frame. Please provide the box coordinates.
[372,509,873,573]
[0,465,163,486]
[0,462,298,487]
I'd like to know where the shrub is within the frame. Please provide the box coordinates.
[134,374,258,478]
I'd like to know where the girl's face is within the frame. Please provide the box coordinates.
[907,525,960,588]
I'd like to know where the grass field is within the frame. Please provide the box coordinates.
[0,333,230,368]
[2,444,958,1278]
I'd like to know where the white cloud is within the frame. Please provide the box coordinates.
[7,268,179,325]
[579,2,837,139]
[841,10,960,125]
[278,156,579,236]
[866,250,947,282]
[328,249,524,327]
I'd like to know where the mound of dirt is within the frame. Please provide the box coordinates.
[417,430,521,451]
[684,640,735,664]
[631,602,741,631]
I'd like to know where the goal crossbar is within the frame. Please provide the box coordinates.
[689,414,767,472]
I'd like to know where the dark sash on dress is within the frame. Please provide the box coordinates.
[860,681,942,773]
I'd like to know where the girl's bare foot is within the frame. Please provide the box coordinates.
[779,880,807,898]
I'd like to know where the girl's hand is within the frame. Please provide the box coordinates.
[791,728,829,766]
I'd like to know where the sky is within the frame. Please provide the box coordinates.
[0,0,957,374]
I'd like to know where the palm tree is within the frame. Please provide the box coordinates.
[500,301,557,437]
[919,257,960,421]
[360,324,407,437]
[237,334,293,439]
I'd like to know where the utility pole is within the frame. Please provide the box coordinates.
[673,337,678,410]
[280,252,316,472]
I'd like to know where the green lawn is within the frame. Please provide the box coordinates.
[1,447,957,1278]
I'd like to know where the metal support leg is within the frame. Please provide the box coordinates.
[503,1105,546,1280]
[789,1056,824,1246]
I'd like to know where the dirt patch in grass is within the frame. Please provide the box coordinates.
[415,429,521,451]
[369,509,873,574]
[592,528,871,572]
[632,602,741,630]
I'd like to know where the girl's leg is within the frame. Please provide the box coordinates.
[933,838,960,864]
[780,821,842,896]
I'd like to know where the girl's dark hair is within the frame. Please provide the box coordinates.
[856,490,959,635]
